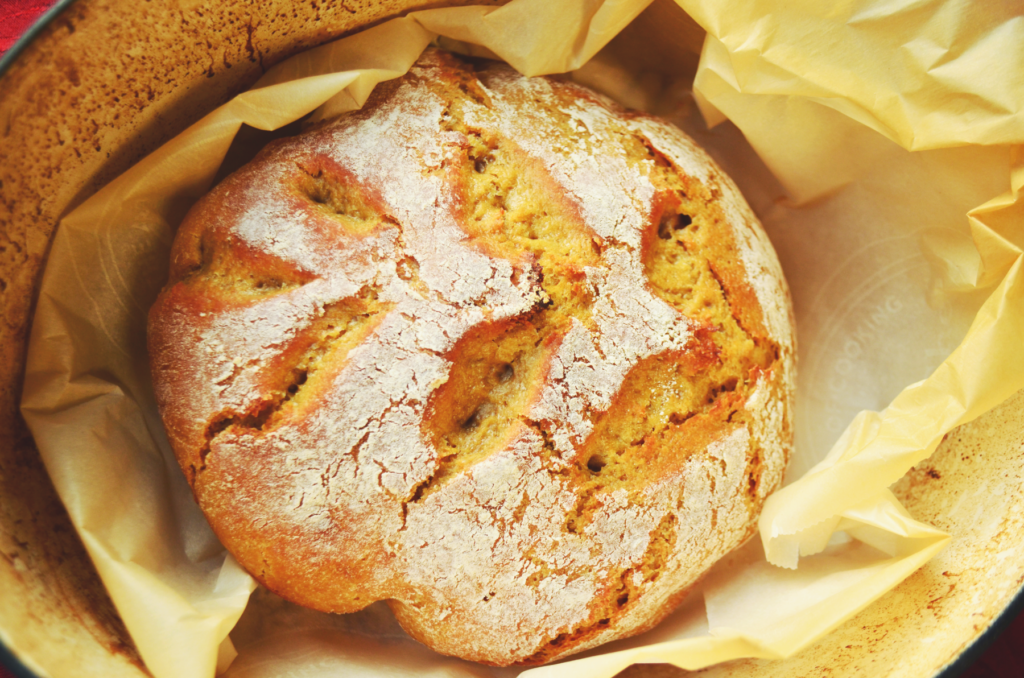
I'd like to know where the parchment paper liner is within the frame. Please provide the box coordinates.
[19,1,1024,677]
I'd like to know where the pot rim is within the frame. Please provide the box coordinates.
[0,640,36,678]
[0,2,1020,677]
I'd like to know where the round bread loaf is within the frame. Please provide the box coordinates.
[148,48,795,666]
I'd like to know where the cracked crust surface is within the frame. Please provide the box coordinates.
[147,48,795,666]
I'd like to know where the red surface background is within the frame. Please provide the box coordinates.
[0,0,53,52]
[0,1,1022,677]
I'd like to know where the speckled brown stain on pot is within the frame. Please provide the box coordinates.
[0,1,501,675]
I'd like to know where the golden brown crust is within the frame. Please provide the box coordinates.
[148,48,795,666]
